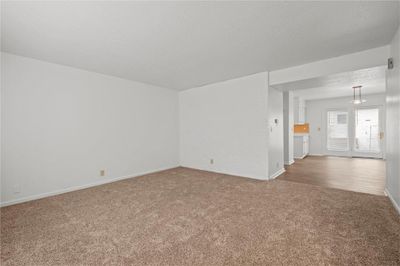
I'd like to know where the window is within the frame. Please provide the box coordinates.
[327,110,349,151]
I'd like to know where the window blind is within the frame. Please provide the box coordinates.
[327,110,349,151]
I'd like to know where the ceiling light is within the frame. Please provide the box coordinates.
[350,85,367,105]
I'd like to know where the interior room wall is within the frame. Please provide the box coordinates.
[385,24,400,213]
[283,91,294,165]
[293,97,300,124]
[268,87,285,178]
[293,97,306,124]
[179,73,270,180]
[1,53,179,206]
[305,93,386,157]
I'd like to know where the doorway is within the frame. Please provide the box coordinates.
[352,107,382,158]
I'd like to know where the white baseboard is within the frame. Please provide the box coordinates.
[308,153,324,156]
[180,165,269,181]
[269,168,285,180]
[0,165,178,208]
[294,154,307,159]
[384,188,400,215]
[284,160,295,166]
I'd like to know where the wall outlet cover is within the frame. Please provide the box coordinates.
[13,185,21,194]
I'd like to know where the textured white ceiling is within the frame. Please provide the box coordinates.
[275,66,386,100]
[2,1,399,90]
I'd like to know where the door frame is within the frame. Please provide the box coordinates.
[351,105,384,159]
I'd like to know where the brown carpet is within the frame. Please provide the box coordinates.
[1,167,399,265]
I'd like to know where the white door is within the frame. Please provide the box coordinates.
[352,107,383,158]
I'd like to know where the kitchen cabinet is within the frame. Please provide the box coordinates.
[294,134,309,159]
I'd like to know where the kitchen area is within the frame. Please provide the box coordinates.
[293,97,309,160]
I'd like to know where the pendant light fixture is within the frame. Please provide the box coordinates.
[351,85,367,105]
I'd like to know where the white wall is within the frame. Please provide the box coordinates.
[268,87,284,178]
[179,73,269,180]
[283,91,294,165]
[306,93,386,157]
[386,24,400,213]
[293,97,306,124]
[1,53,179,206]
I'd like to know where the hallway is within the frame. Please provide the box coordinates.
[278,156,386,195]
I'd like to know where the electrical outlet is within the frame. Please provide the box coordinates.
[100,169,105,176]
[13,185,21,194]
[210,159,214,164]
